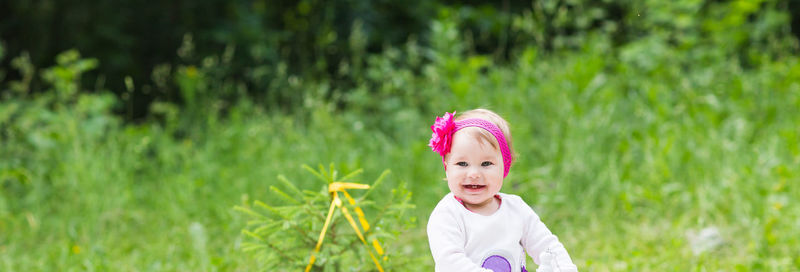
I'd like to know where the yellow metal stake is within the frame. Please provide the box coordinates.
[305,182,386,272]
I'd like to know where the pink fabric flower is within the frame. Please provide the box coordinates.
[428,111,456,157]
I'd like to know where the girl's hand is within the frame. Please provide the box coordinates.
[535,251,554,272]
[536,250,578,272]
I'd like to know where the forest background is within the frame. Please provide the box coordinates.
[1,0,800,270]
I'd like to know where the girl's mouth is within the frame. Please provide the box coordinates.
[463,184,486,191]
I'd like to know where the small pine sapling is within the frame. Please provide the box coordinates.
[236,164,416,271]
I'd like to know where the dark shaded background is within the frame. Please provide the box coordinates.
[1,0,798,119]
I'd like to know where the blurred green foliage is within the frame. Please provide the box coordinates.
[1,0,800,270]
[2,0,797,119]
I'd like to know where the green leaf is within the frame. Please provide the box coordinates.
[270,186,300,204]
[277,175,304,197]
[338,168,363,182]
[302,164,329,184]
[361,169,391,201]
[234,206,267,220]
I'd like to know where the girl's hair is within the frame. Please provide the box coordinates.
[454,109,515,162]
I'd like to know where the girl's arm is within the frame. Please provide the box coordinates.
[427,210,492,272]
[520,204,578,272]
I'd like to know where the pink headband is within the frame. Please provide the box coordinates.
[428,112,513,178]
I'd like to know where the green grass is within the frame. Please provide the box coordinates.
[2,35,800,271]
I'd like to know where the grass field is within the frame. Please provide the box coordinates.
[2,33,800,271]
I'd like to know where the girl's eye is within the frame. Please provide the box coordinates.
[481,161,493,167]
[456,162,468,167]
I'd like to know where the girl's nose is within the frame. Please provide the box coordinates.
[467,167,480,179]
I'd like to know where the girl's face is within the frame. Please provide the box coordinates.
[445,128,504,213]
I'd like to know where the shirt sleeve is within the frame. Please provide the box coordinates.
[519,201,578,272]
[427,205,492,272]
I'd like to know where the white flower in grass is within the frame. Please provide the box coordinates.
[686,226,723,255]
[189,222,207,253]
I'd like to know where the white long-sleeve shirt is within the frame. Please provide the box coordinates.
[427,193,577,272]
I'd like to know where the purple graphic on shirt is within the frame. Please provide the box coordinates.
[482,255,511,272]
